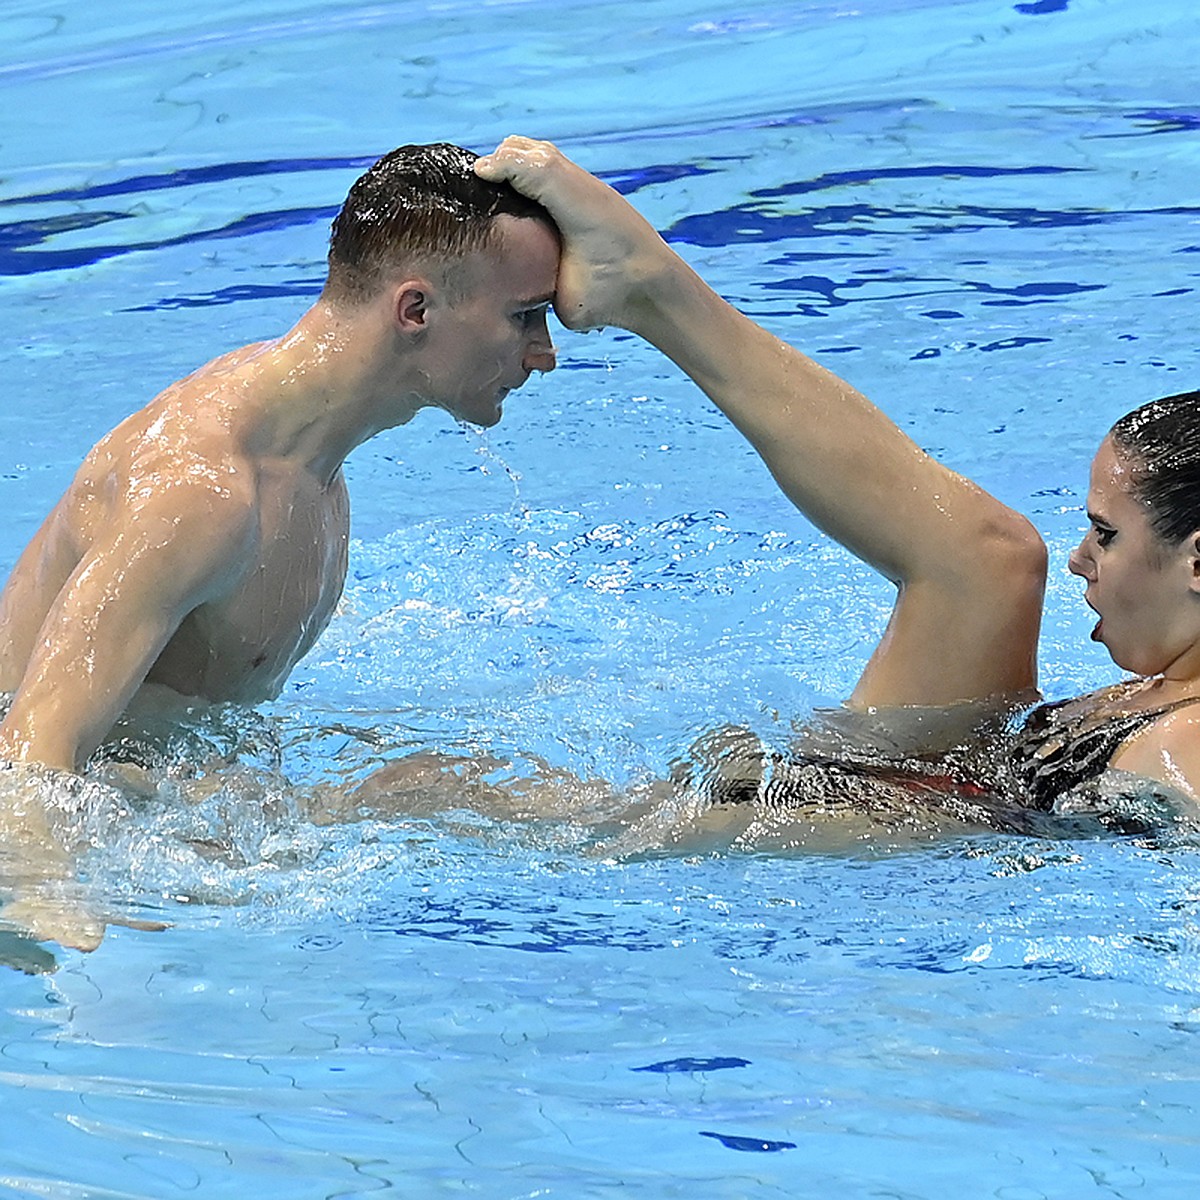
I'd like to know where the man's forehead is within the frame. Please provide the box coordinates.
[476,214,560,291]
[491,212,560,259]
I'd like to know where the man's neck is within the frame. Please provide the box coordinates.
[234,299,422,486]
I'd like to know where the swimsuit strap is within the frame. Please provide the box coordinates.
[1010,688,1200,810]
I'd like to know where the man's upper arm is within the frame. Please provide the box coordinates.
[0,477,254,770]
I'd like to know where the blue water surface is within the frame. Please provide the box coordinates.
[1,0,1200,1195]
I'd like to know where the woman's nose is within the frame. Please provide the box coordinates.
[1067,539,1093,580]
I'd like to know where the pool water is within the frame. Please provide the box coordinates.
[2,0,1200,1194]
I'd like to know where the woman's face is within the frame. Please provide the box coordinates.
[1068,436,1200,677]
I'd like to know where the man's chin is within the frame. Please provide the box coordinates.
[465,407,502,429]
[452,392,506,429]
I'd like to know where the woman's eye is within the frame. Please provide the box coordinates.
[1094,524,1116,547]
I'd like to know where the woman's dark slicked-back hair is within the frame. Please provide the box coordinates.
[1109,390,1200,545]
[323,143,551,305]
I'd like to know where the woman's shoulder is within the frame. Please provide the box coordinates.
[1025,677,1192,739]
[1107,700,1200,804]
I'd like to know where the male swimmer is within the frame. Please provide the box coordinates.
[0,144,557,950]
[0,145,558,773]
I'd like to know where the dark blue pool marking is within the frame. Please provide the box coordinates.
[0,210,128,245]
[756,271,1105,314]
[909,334,1053,359]
[1103,110,1200,139]
[366,895,676,953]
[0,160,1068,221]
[364,881,797,957]
[0,204,338,276]
[980,336,1054,353]
[4,153,1199,290]
[124,279,325,312]
[632,1056,750,1073]
[297,932,342,952]
[878,946,1092,978]
[1014,0,1070,15]
[0,153,704,279]
[700,1131,796,1153]
[132,268,1104,318]
[666,201,1200,248]
[601,162,716,196]
[1131,110,1200,134]
[750,163,1080,201]
[668,163,1089,248]
[0,155,379,209]
[0,153,700,210]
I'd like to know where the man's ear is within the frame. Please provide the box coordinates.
[394,279,435,333]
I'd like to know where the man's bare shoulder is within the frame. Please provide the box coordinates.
[86,343,279,476]
[170,338,276,389]
[65,362,268,552]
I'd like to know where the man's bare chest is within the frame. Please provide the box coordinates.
[150,472,350,700]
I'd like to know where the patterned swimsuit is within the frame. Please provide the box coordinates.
[700,684,1199,836]
[1005,692,1189,808]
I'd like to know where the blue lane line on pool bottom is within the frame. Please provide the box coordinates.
[700,1131,797,1153]
[1015,0,1070,14]
[632,1056,750,1073]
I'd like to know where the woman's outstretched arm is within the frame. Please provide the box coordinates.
[478,137,1047,709]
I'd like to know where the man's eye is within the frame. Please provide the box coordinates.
[515,306,547,328]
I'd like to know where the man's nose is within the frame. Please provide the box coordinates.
[524,340,557,375]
